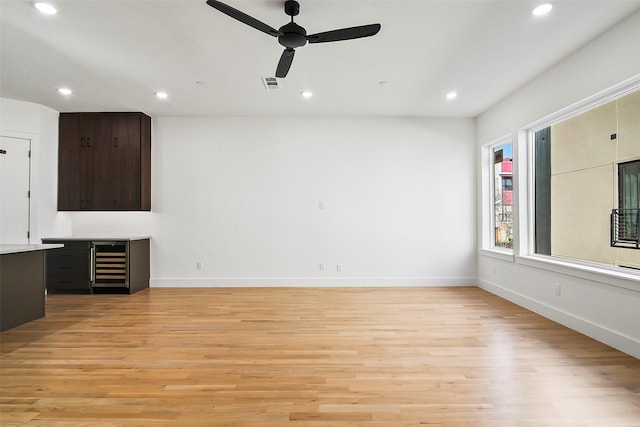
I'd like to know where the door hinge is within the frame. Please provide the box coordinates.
[28,150,31,158]
[27,190,31,198]
[27,231,30,239]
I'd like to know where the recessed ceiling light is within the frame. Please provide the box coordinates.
[155,91,168,99]
[446,91,458,100]
[301,91,313,99]
[34,2,58,15]
[57,87,72,96]
[532,3,553,16]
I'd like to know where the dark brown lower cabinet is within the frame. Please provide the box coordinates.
[44,241,91,293]
[42,238,149,294]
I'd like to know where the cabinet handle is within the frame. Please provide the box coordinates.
[86,137,91,148]
[113,137,118,147]
[90,246,95,284]
[80,137,85,148]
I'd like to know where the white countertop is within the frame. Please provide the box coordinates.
[0,244,64,255]
[42,236,151,242]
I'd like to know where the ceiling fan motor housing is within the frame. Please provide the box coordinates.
[284,0,300,17]
[278,22,307,48]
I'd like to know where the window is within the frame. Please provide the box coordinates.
[502,177,513,191]
[614,160,640,245]
[532,88,640,269]
[619,160,640,211]
[491,141,513,250]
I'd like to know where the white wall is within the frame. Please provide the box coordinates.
[2,102,476,287]
[71,116,477,286]
[0,98,71,242]
[476,10,640,358]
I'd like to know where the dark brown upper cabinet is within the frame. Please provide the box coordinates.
[58,112,151,211]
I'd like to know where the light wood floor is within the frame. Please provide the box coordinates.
[1,287,639,426]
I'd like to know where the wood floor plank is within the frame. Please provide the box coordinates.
[1,287,639,425]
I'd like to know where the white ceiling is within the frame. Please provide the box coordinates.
[1,0,639,117]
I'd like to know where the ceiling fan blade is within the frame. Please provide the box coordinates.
[275,48,295,78]
[206,0,282,37]
[307,23,381,44]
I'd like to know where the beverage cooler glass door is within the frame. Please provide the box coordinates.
[92,242,129,288]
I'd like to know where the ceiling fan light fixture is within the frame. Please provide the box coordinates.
[34,2,58,15]
[155,91,168,99]
[532,3,553,17]
[57,87,72,96]
[301,91,313,99]
[446,91,458,101]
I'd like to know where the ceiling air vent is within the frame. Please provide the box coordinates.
[262,76,280,90]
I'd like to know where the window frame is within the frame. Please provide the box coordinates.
[519,78,640,280]
[481,137,514,256]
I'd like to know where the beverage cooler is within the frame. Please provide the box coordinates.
[92,241,129,289]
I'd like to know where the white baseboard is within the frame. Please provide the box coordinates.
[150,276,476,288]
[478,279,640,359]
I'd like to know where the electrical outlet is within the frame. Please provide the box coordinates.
[319,263,325,271]
[555,283,561,296]
[492,266,497,275]
[336,264,342,272]
[196,261,203,270]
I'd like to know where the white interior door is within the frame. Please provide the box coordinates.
[0,136,31,243]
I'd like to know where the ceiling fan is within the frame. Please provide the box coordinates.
[205,0,381,78]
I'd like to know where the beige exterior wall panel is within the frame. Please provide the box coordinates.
[616,247,640,269]
[551,165,616,265]
[617,90,640,161]
[551,102,617,175]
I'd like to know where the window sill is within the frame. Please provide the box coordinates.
[516,254,640,292]
[480,248,515,262]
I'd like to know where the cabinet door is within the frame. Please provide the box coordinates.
[111,113,141,150]
[44,241,91,293]
[108,113,142,210]
[46,260,91,291]
[58,114,92,210]
[90,114,116,210]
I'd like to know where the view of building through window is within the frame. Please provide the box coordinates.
[493,142,513,249]
[534,89,640,269]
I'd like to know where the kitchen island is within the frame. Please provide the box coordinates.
[0,244,63,332]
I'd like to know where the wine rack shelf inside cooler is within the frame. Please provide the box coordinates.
[93,242,128,288]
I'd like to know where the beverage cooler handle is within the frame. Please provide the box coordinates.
[90,245,95,284]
